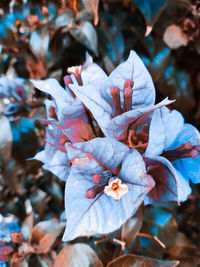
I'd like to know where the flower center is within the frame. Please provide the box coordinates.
[128,128,149,153]
[104,178,129,200]
[112,182,118,190]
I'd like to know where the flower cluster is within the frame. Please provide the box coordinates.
[0,77,25,117]
[32,51,200,242]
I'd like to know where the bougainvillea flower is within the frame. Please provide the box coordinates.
[62,137,155,241]
[159,107,200,199]
[32,71,95,180]
[35,97,93,182]
[33,99,70,181]
[67,51,176,157]
[67,51,197,203]
[0,77,25,101]
[68,50,159,137]
[143,155,180,204]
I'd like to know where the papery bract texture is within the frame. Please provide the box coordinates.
[160,107,200,185]
[0,77,25,101]
[68,51,156,135]
[63,138,155,241]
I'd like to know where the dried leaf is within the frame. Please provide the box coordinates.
[21,212,34,242]
[33,220,66,235]
[38,227,63,254]
[163,24,188,49]
[70,21,98,55]
[54,11,74,29]
[83,0,99,25]
[11,255,30,267]
[54,243,103,267]
[29,27,50,58]
[107,254,179,267]
[167,232,197,258]
[32,220,65,245]
[11,232,23,244]
[121,205,143,246]
[141,206,178,248]
[91,238,116,266]
[0,115,12,163]
[37,255,54,267]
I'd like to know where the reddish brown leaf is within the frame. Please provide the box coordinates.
[38,227,63,254]
[32,220,65,245]
[38,255,54,267]
[107,254,179,267]
[83,0,100,25]
[21,212,34,242]
[11,232,23,244]
[10,254,30,267]
[121,205,143,246]
[54,243,103,267]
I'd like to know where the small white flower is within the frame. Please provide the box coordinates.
[104,178,129,200]
[67,65,83,75]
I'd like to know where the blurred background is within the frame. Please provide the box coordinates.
[0,0,200,266]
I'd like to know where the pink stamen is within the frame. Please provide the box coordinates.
[86,184,105,199]
[110,87,122,117]
[124,79,134,90]
[123,80,134,113]
[86,171,112,198]
[92,174,102,184]
[92,170,112,184]
[67,65,83,86]
[49,106,58,120]
[123,87,133,113]
[162,142,200,162]
[64,75,76,98]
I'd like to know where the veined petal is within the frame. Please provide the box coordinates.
[120,149,155,189]
[44,99,56,120]
[145,109,165,157]
[82,52,108,84]
[144,155,179,204]
[0,77,25,100]
[34,126,70,181]
[67,83,113,135]
[160,106,184,149]
[63,138,154,241]
[109,50,156,108]
[172,167,192,202]
[31,78,74,120]
[107,98,175,142]
[165,124,200,184]
[66,137,129,173]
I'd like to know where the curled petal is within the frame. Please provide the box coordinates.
[143,156,179,204]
